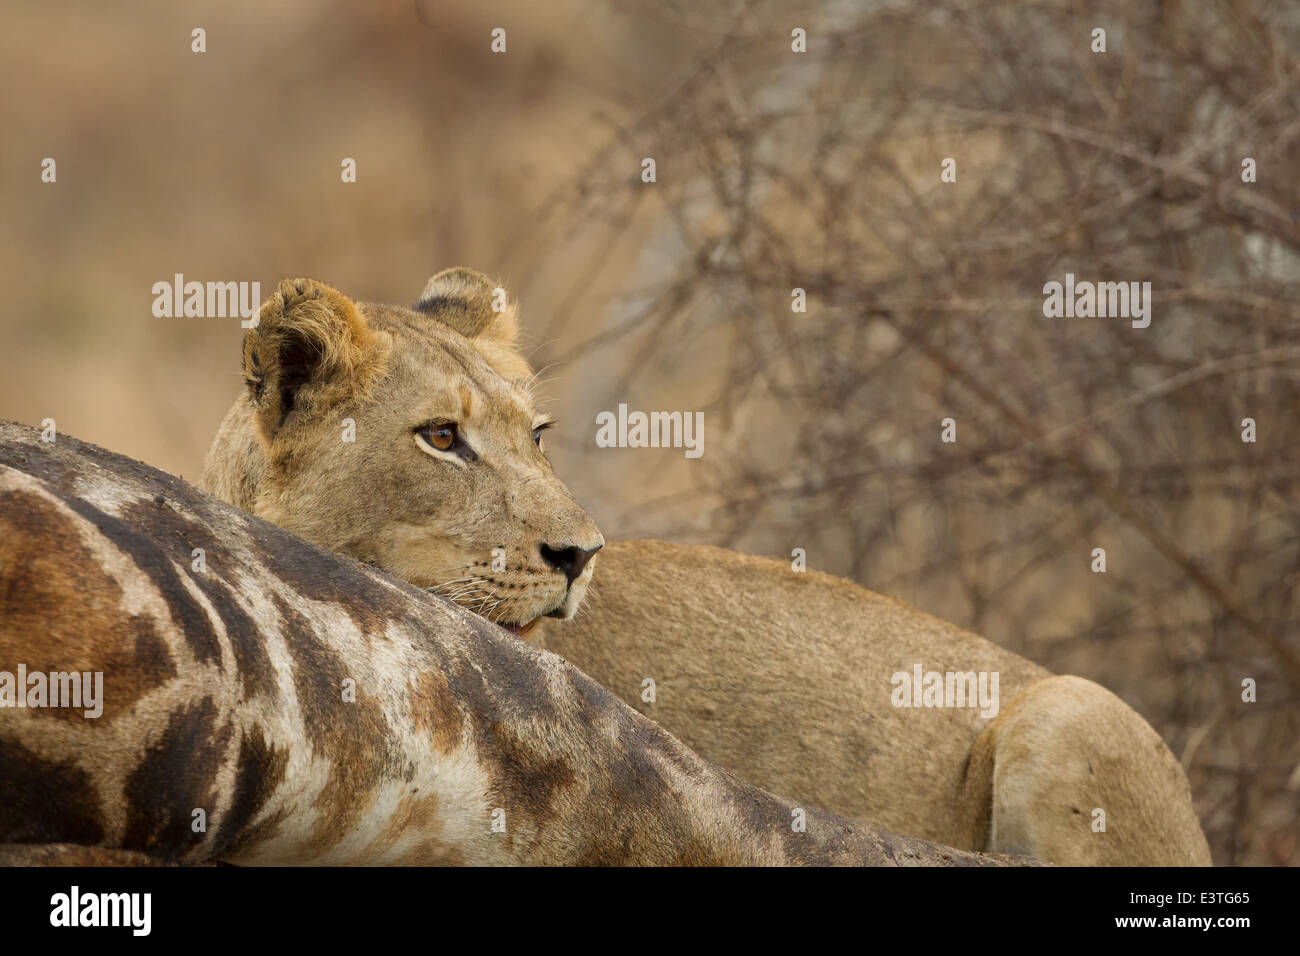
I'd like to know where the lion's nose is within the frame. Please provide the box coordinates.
[539,541,603,583]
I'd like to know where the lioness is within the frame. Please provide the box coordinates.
[203,270,1212,866]
[204,272,604,639]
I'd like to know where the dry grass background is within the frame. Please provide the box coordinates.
[1,0,1296,864]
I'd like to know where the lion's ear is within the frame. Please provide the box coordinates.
[414,267,519,347]
[241,278,379,442]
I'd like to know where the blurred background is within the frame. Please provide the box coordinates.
[1,0,1296,864]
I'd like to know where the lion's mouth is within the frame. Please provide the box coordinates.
[496,618,540,640]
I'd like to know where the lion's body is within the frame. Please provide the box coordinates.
[536,541,1212,865]
[200,271,1213,866]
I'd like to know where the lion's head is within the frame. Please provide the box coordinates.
[201,269,602,639]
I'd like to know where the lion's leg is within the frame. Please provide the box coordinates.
[965,675,1211,866]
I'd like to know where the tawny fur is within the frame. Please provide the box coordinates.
[202,271,1212,867]
[204,271,602,631]
[535,543,1212,865]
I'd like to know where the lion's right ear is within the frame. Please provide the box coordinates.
[413,267,519,347]
[241,278,380,442]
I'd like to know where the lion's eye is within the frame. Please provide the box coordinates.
[416,422,459,452]
[532,428,543,447]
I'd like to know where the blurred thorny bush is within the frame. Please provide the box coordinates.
[532,1,1300,864]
